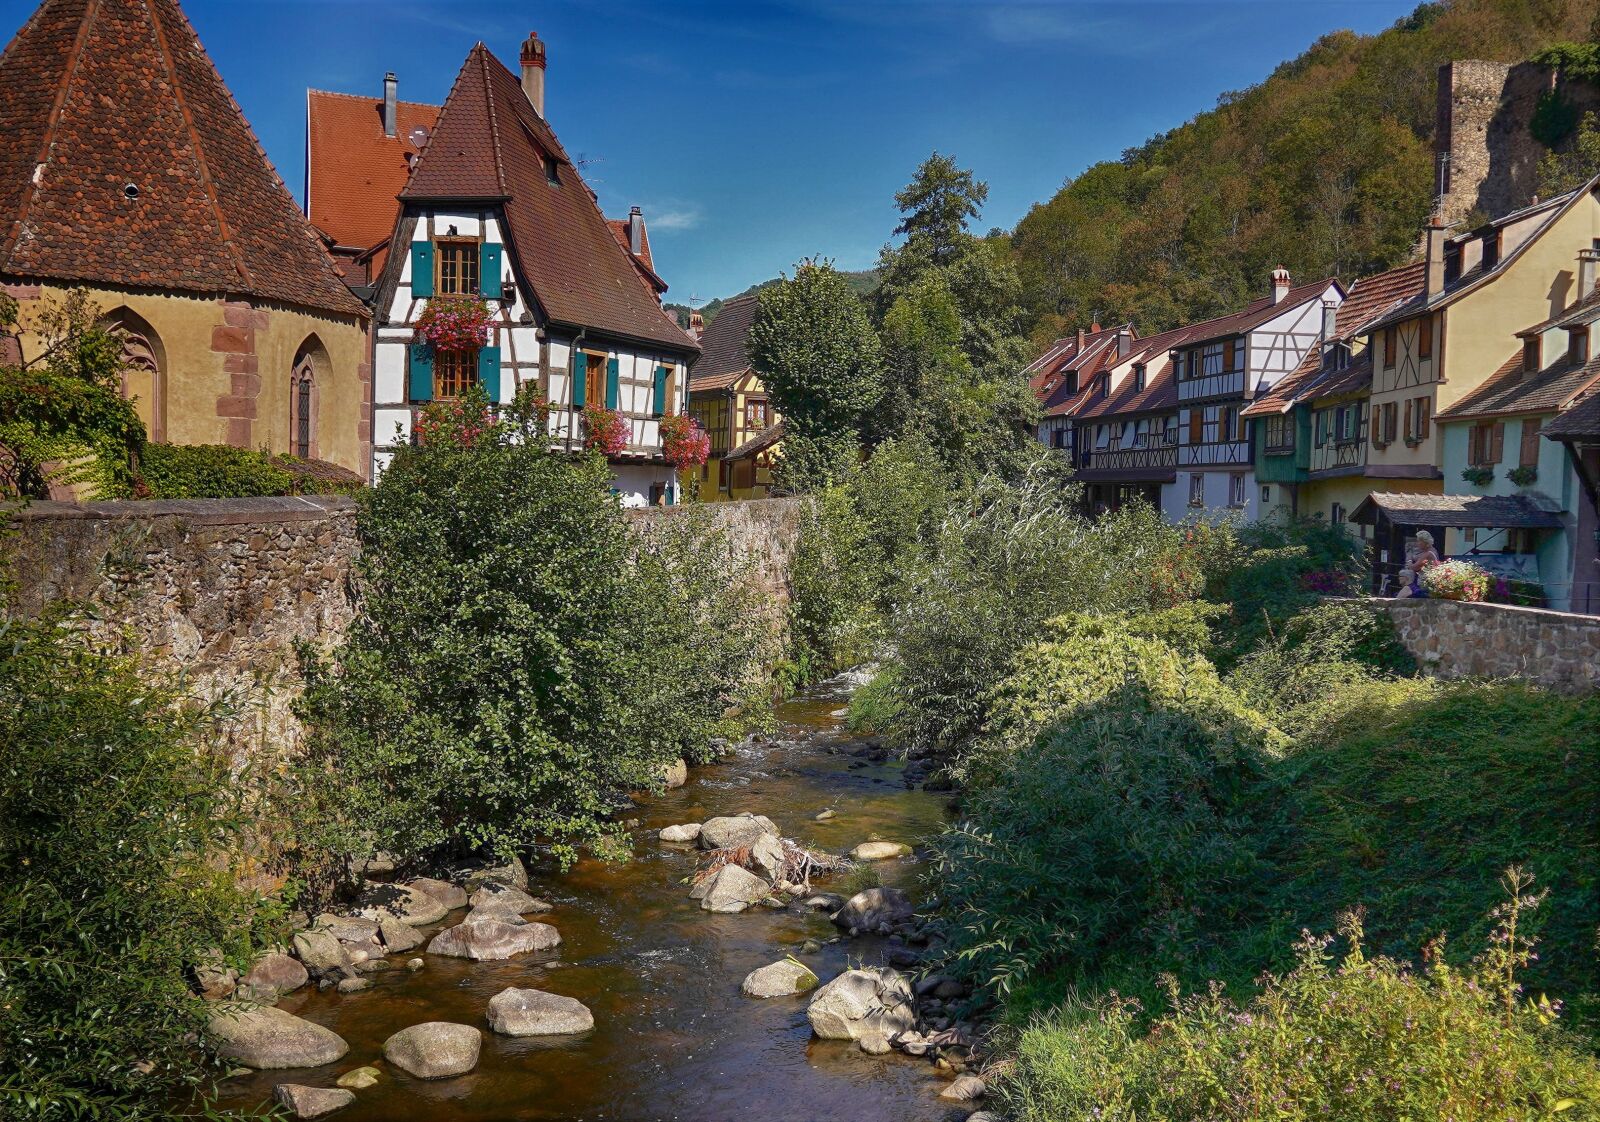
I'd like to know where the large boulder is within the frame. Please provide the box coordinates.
[659,758,689,789]
[748,833,788,883]
[658,822,702,844]
[382,1022,481,1080]
[311,914,382,945]
[466,882,548,914]
[207,1005,348,1070]
[291,929,351,979]
[427,919,561,961]
[406,877,469,912]
[831,887,914,932]
[939,1075,987,1102]
[273,1084,354,1119]
[451,855,528,892]
[238,952,309,1002]
[355,884,447,928]
[741,959,819,998]
[377,916,424,953]
[463,902,529,926]
[693,865,772,913]
[697,814,779,851]
[850,841,912,861]
[806,967,918,1042]
[485,988,595,1036]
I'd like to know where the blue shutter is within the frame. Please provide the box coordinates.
[477,345,502,403]
[408,343,434,402]
[653,365,669,418]
[571,356,587,408]
[605,357,620,409]
[480,243,503,299]
[410,241,434,298]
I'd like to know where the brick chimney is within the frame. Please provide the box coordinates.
[1578,247,1599,303]
[1271,266,1291,304]
[382,72,398,138]
[1425,215,1449,299]
[628,206,644,256]
[520,32,547,117]
[689,310,704,338]
[1117,327,1133,359]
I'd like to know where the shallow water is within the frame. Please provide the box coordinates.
[213,682,957,1122]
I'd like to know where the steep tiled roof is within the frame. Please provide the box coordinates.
[689,294,759,392]
[1544,390,1600,439]
[306,88,439,255]
[401,44,695,353]
[0,0,365,317]
[1179,277,1341,348]
[606,218,654,272]
[1077,324,1201,421]
[1350,491,1564,530]
[1438,351,1600,420]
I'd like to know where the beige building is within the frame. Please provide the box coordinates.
[0,0,371,477]
[688,295,783,500]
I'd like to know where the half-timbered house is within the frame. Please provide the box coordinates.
[687,294,783,501]
[364,35,699,499]
[1027,324,1131,462]
[1071,326,1189,513]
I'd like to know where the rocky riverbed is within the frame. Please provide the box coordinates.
[206,677,981,1121]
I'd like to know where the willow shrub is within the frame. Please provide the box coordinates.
[291,389,769,883]
[1001,889,1600,1122]
[0,606,269,1120]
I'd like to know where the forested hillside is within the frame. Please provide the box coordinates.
[1012,0,1600,345]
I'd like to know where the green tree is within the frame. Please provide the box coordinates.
[1539,110,1600,194]
[889,151,988,269]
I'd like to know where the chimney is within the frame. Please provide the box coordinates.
[1075,327,1086,350]
[1424,215,1451,299]
[1271,266,1291,304]
[1578,247,1599,303]
[628,206,644,256]
[382,72,398,139]
[1117,328,1133,359]
[1321,297,1339,343]
[520,32,547,117]
[689,310,704,338]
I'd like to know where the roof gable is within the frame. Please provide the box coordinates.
[400,43,694,354]
[691,293,759,389]
[0,0,364,316]
[307,88,440,254]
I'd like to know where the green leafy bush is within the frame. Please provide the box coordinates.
[1001,889,1600,1122]
[0,604,270,1119]
[140,443,363,499]
[786,483,880,681]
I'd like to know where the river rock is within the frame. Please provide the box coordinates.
[659,822,702,844]
[804,893,845,911]
[355,884,447,927]
[453,855,528,892]
[858,1033,892,1055]
[291,930,350,979]
[940,1075,987,1102]
[486,988,595,1036]
[194,950,237,1000]
[239,952,309,1002]
[312,914,383,945]
[406,877,469,911]
[335,977,371,994]
[831,887,914,931]
[273,1083,354,1119]
[741,959,819,998]
[806,967,918,1042]
[464,901,531,925]
[966,1113,1001,1122]
[749,833,788,883]
[378,916,424,953]
[382,1022,481,1080]
[695,864,772,913]
[659,758,689,789]
[207,1005,349,1070]
[698,813,780,851]
[335,1066,381,1090]
[815,809,837,821]
[467,882,549,914]
[427,919,561,960]
[850,841,912,861]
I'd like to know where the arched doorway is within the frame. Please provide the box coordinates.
[290,336,331,460]
[102,308,166,442]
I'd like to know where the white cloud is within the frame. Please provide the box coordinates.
[647,207,703,232]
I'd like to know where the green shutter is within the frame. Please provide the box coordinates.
[605,357,620,409]
[480,243,503,298]
[653,365,669,418]
[410,241,434,298]
[408,343,434,402]
[571,356,586,408]
[477,345,501,403]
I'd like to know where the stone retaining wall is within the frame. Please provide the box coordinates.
[1368,597,1600,695]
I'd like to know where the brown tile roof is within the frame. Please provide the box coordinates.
[1031,328,1129,418]
[1179,277,1341,348]
[689,293,758,392]
[1350,490,1564,530]
[0,0,365,317]
[1438,351,1600,420]
[1544,391,1600,439]
[306,88,439,258]
[1518,286,1600,335]
[1077,324,1202,421]
[606,218,654,273]
[400,43,695,354]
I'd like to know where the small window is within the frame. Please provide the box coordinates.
[1099,375,1109,398]
[1065,371,1079,395]
[1331,501,1345,525]
[543,151,560,186]
[584,353,606,407]
[434,348,479,399]
[1133,364,1146,392]
[1569,327,1589,365]
[1483,230,1501,269]
[744,398,770,429]
[1188,474,1205,507]
[435,239,480,296]
[1261,484,1271,504]
[1524,336,1541,373]
[1229,473,1246,507]
[1444,243,1462,283]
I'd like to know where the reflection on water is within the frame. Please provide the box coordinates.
[211,684,956,1122]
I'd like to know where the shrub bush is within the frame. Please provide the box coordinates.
[786,483,880,681]
[0,604,270,1119]
[139,443,363,499]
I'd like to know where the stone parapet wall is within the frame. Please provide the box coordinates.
[629,497,800,601]
[1367,596,1600,695]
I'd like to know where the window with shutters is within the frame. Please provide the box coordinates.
[1468,422,1504,466]
[1417,316,1432,359]
[435,239,480,297]
[744,398,770,430]
[1519,420,1541,468]
[583,353,606,408]
[434,349,479,399]
[1188,409,1203,444]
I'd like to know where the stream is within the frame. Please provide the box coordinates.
[212,678,956,1121]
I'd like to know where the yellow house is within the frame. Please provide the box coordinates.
[687,294,783,500]
[0,0,371,477]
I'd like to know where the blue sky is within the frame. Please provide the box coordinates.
[4,0,1417,304]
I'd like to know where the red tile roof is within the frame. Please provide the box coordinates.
[1438,350,1600,419]
[399,43,695,353]
[606,218,654,272]
[1178,277,1341,347]
[690,293,758,392]
[306,88,439,257]
[1077,324,1196,420]
[0,0,364,317]
[1028,326,1131,418]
